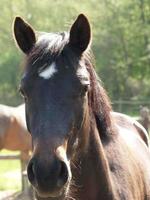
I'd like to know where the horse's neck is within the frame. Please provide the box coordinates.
[74,126,118,200]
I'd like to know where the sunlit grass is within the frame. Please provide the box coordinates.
[0,150,21,191]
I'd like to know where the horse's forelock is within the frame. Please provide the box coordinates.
[26,32,69,71]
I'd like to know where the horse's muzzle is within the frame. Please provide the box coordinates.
[27,154,70,198]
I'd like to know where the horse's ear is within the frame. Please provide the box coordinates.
[13,17,36,54]
[69,14,91,53]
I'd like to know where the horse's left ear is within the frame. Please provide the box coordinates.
[13,17,36,54]
[69,14,91,53]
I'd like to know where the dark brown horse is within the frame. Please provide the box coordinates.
[138,106,150,134]
[13,14,150,200]
[0,104,31,160]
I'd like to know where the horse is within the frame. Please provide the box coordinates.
[0,104,31,160]
[138,106,150,134]
[13,14,150,200]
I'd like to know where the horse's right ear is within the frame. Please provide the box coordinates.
[13,17,36,54]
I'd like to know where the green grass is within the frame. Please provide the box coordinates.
[0,150,21,191]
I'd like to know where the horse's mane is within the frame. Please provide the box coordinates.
[26,32,114,139]
[83,51,113,139]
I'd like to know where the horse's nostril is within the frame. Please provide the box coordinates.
[27,160,36,185]
[57,161,68,187]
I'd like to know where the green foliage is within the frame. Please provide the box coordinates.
[0,0,149,105]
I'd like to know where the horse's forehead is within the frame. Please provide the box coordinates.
[37,60,89,80]
[25,32,89,81]
[25,58,89,83]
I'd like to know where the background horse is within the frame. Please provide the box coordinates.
[13,14,150,200]
[0,104,31,160]
[138,106,150,134]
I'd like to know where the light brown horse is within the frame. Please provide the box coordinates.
[13,14,150,200]
[0,104,31,159]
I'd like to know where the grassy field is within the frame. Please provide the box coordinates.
[0,150,21,192]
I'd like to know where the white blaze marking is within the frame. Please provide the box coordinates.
[39,62,57,79]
